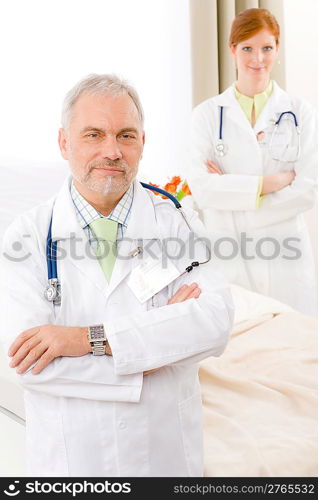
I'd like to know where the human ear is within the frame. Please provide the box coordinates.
[58,128,69,160]
[140,132,145,159]
[228,44,237,59]
[275,43,280,60]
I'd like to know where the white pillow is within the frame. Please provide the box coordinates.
[0,161,68,241]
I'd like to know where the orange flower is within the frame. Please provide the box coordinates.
[171,176,181,187]
[181,182,191,196]
[164,176,181,193]
[148,176,191,201]
[164,182,177,194]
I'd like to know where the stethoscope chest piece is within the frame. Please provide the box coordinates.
[215,106,228,157]
[44,278,61,305]
[215,140,228,157]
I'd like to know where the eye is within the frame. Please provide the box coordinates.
[263,46,274,51]
[119,133,137,141]
[242,46,252,52]
[83,132,101,140]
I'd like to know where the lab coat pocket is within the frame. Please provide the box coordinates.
[178,392,204,476]
[147,287,169,309]
[24,393,68,476]
[266,117,297,163]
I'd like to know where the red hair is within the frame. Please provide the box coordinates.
[229,8,280,47]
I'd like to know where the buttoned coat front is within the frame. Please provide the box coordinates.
[1,178,233,477]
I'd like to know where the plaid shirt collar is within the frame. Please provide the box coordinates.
[70,181,134,230]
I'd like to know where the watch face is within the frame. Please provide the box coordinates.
[89,326,105,340]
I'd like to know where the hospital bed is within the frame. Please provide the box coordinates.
[0,162,317,477]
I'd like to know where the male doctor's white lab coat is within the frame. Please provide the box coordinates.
[1,178,233,477]
[188,81,318,315]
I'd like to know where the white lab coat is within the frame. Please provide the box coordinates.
[187,81,318,315]
[1,178,234,477]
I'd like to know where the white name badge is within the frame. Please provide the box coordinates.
[127,256,181,303]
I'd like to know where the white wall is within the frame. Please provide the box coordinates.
[284,0,318,108]
[284,0,318,292]
[0,0,192,184]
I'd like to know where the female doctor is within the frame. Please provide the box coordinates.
[187,8,318,315]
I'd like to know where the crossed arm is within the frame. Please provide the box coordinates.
[206,160,296,195]
[8,283,201,375]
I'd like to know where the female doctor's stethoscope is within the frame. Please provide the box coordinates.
[215,106,301,161]
[44,183,212,305]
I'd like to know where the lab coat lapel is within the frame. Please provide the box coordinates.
[51,177,112,294]
[105,180,162,298]
[254,81,293,134]
[214,86,256,139]
[216,82,293,139]
[51,178,163,298]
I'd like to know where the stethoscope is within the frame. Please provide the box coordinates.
[44,183,211,305]
[215,106,301,162]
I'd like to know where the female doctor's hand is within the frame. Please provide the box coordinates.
[206,160,296,196]
[261,171,296,195]
[8,325,90,375]
[206,160,223,174]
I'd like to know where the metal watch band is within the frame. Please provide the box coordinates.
[91,341,106,356]
[87,324,107,356]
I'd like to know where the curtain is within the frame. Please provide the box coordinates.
[190,0,285,107]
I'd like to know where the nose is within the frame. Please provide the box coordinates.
[101,135,122,161]
[253,49,264,63]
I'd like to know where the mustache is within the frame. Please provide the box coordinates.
[88,160,128,172]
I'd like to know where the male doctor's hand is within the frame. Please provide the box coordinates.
[8,284,201,375]
[8,325,90,375]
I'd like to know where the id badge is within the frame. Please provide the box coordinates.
[127,256,181,303]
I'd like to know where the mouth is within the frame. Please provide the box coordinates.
[93,167,124,175]
[248,66,265,72]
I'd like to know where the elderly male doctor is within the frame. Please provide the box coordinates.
[2,74,234,477]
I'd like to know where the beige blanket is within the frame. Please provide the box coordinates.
[200,306,318,477]
[1,284,317,476]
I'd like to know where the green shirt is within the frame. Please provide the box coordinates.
[235,80,273,124]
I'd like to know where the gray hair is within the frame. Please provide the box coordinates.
[61,73,144,129]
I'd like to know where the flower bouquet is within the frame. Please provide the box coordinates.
[149,176,191,202]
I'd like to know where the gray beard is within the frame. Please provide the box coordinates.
[73,159,137,195]
[83,173,134,195]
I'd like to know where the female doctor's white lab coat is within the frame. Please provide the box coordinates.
[187,81,318,315]
[1,178,233,477]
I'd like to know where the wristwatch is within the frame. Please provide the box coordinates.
[87,324,107,356]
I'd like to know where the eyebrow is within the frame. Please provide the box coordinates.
[81,127,104,134]
[242,42,274,45]
[80,126,139,134]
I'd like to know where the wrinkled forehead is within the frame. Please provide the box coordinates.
[69,92,142,131]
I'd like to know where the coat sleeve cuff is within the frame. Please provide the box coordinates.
[256,176,264,209]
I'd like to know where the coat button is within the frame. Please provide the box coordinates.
[118,421,126,429]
